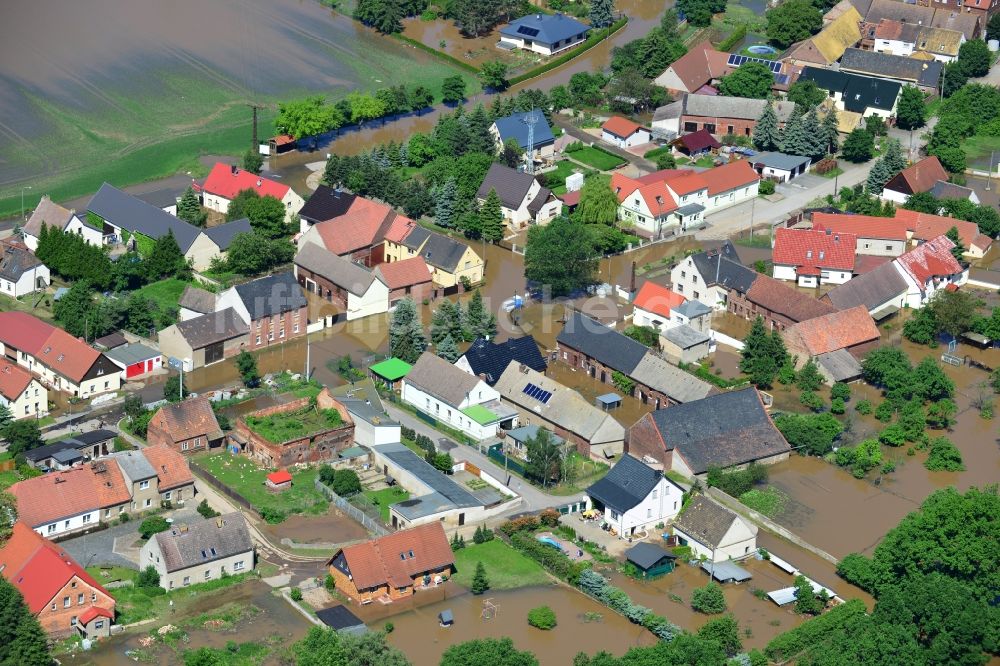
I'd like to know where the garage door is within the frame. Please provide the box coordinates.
[204,341,224,365]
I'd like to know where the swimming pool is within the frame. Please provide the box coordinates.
[538,536,564,552]
[747,44,778,55]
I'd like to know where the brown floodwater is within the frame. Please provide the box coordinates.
[69,581,311,666]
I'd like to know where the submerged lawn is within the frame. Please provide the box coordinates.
[452,539,552,590]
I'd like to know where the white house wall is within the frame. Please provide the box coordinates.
[34,510,100,538]
[855,237,906,256]
[0,378,48,420]
[598,476,683,537]
[346,281,389,321]
[401,381,501,440]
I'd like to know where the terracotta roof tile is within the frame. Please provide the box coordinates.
[894,235,963,286]
[88,459,132,508]
[0,311,55,355]
[314,197,399,256]
[812,212,909,240]
[35,327,102,383]
[705,160,760,196]
[142,444,194,491]
[783,305,880,355]
[10,468,100,527]
[747,275,839,323]
[602,116,644,138]
[202,162,289,200]
[336,522,453,591]
[373,256,432,290]
[633,282,686,319]
[894,209,991,252]
[149,396,222,444]
[884,156,948,196]
[773,227,857,271]
[0,357,34,402]
[665,173,709,196]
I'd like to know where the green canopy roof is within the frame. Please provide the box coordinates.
[370,357,412,381]
[461,404,499,426]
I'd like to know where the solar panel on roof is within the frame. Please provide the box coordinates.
[517,26,540,37]
[522,382,552,404]
[728,54,782,73]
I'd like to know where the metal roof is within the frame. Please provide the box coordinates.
[491,109,555,150]
[701,560,752,582]
[626,542,676,570]
[104,343,161,367]
[374,443,480,519]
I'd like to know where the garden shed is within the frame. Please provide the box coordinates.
[369,357,412,390]
[265,470,292,491]
[625,542,676,578]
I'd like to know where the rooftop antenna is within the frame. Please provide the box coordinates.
[522,111,538,175]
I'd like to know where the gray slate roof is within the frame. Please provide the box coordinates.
[664,324,710,349]
[174,308,249,349]
[684,95,796,122]
[499,14,590,47]
[459,335,547,385]
[0,244,44,282]
[929,181,974,201]
[626,542,676,570]
[816,348,863,381]
[405,352,483,407]
[373,443,480,520]
[839,48,942,88]
[673,495,742,548]
[298,185,357,224]
[646,387,790,474]
[821,260,907,311]
[674,300,712,319]
[154,514,253,573]
[799,67,900,113]
[233,271,307,320]
[492,109,555,150]
[136,188,182,209]
[586,454,664,514]
[477,163,537,210]
[630,353,714,403]
[110,449,157,482]
[104,343,160,366]
[557,312,648,374]
[178,286,216,314]
[294,242,380,296]
[203,218,252,251]
[750,151,811,172]
[400,225,431,252]
[419,232,471,273]
[689,247,757,292]
[88,183,202,253]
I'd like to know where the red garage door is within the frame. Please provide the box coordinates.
[126,362,144,378]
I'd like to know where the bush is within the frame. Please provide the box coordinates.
[473,525,495,544]
[471,561,490,595]
[138,516,170,539]
[260,507,286,524]
[384,621,394,633]
[324,573,336,591]
[924,436,964,471]
[290,587,303,602]
[539,508,561,527]
[498,514,540,535]
[691,583,727,614]
[450,533,466,551]
[527,605,557,630]
[831,382,851,401]
[331,469,361,496]
[764,599,868,662]
[706,463,768,497]
[510,532,588,584]
[855,399,872,415]
[197,499,220,519]
[136,566,160,589]
[759,180,776,195]
[878,424,906,447]
[830,397,846,414]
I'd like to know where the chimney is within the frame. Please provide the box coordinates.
[231,165,238,175]
[256,179,262,187]
[519,364,528,374]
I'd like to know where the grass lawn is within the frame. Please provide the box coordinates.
[363,487,410,522]
[568,146,627,171]
[962,134,1000,166]
[543,160,593,189]
[0,292,55,322]
[0,469,21,491]
[693,155,717,167]
[136,278,190,312]
[542,452,609,496]
[740,486,788,518]
[194,453,328,521]
[644,146,671,159]
[452,539,551,590]
[245,406,343,443]
[819,167,844,179]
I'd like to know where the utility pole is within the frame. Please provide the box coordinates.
[305,334,311,380]
[988,150,995,191]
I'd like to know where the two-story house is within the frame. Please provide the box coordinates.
[382,218,484,289]
[587,455,685,539]
[892,235,967,307]
[771,227,856,287]
[200,162,304,223]
[672,496,758,562]
[296,195,400,267]
[811,212,909,257]
[0,240,49,299]
[0,356,48,420]
[293,242,390,321]
[110,450,161,513]
[147,396,224,456]
[140,514,254,590]
[873,19,965,61]
[490,109,555,166]
[22,195,103,251]
[670,243,758,309]
[475,163,560,231]
[217,271,308,350]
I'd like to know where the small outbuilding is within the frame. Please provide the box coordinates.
[438,609,454,627]
[625,542,677,578]
[672,129,720,156]
[266,470,293,491]
[316,605,367,635]
[369,357,412,390]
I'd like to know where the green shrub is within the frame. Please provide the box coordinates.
[197,499,220,519]
[830,397,846,414]
[138,516,170,539]
[924,436,964,471]
[290,587,303,602]
[691,583,727,614]
[324,574,336,591]
[855,399,872,415]
[510,532,588,584]
[831,382,851,401]
[765,599,868,662]
[527,605,557,630]
[759,180,776,195]
[136,566,160,589]
[260,507,286,524]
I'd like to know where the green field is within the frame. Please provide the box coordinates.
[136,278,190,312]
[452,539,552,590]
[961,134,1000,169]
[568,146,627,171]
[245,406,343,443]
[194,453,328,522]
[363,487,410,522]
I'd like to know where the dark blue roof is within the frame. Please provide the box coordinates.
[557,312,647,374]
[460,336,546,385]
[499,13,590,46]
[492,109,555,151]
[88,183,202,253]
[204,218,252,251]
[587,454,663,514]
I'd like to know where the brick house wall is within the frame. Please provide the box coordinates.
[146,415,210,456]
[681,115,757,138]
[247,305,307,350]
[329,561,453,604]
[556,342,672,409]
[234,391,355,467]
[296,266,350,310]
[624,412,674,469]
[727,288,794,331]
[35,576,115,638]
[387,281,434,306]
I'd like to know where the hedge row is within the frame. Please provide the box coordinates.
[391,34,480,74]
[678,361,751,389]
[508,17,629,87]
[509,531,589,584]
[577,569,681,641]
[764,598,867,662]
[716,25,748,53]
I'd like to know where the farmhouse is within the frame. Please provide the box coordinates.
[679,95,797,138]
[178,285,216,321]
[771,227,856,287]
[157,308,248,370]
[139,514,254,590]
[782,306,881,382]
[672,495,758,563]
[147,396,224,455]
[293,242,390,321]
[476,163,560,231]
[201,217,252,262]
[653,42,732,94]
[784,5,863,65]
[217,271,308,350]
[455,335,547,386]
[22,195,102,251]
[601,116,651,148]
[586,454,685,538]
[895,208,992,258]
[631,282,686,332]
[797,67,900,118]
[670,243,758,309]
[731,274,838,330]
[821,260,909,317]
[373,256,434,306]
[0,356,48,420]
[383,218,484,289]
[200,163,304,223]
[330,379,401,448]
[297,195,401,267]
[498,13,590,56]
[873,20,965,61]
[811,212,909,256]
[892,235,967,307]
[881,156,949,204]
[0,241,48,298]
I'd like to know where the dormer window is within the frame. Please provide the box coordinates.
[806,250,813,259]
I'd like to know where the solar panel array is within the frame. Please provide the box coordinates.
[523,382,552,404]
[517,26,540,37]
[727,53,782,74]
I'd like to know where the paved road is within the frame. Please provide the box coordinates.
[381,402,581,512]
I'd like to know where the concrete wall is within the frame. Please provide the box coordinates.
[856,237,906,256]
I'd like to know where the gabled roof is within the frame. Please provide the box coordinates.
[0,357,34,401]
[602,116,645,138]
[811,5,863,63]
[0,522,111,614]
[811,212,909,240]
[839,48,942,88]
[405,352,484,407]
[822,260,908,310]
[630,353,714,403]
[418,232,473,273]
[928,180,975,201]
[895,208,991,251]
[746,275,838,323]
[23,195,75,239]
[626,542,676,569]
[492,109,555,150]
[587,454,668,514]
[750,152,812,172]
[312,196,399,256]
[35,326,104,383]
[104,343,161,367]
[557,312,648,374]
[894,235,963,286]
[10,467,100,527]
[150,396,223,443]
[201,162,290,201]
[178,285,216,314]
[498,13,590,47]
[0,311,56,354]
[109,449,157,482]
[136,187,182,210]
[655,42,732,93]
[929,8,979,40]
[154,514,253,573]
[689,247,758,293]
[172,308,248,349]
[203,218,252,251]
[294,243,380,297]
[864,0,933,26]
[683,95,797,123]
[0,243,44,282]
[673,495,752,548]
[772,227,857,271]
[78,606,114,626]
[611,173,679,216]
[783,306,880,356]
[233,271,307,321]
[142,444,194,491]
[633,282,686,319]
[674,129,721,153]
[459,336,547,385]
[476,163,537,210]
[298,185,357,224]
[705,160,760,196]
[334,522,453,591]
[799,68,900,113]
[373,256,433,290]
[88,183,201,253]
[884,156,948,196]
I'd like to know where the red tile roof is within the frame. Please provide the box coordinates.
[374,256,432,290]
[783,305,880,356]
[665,173,709,196]
[558,190,581,207]
[141,445,194,491]
[315,197,400,255]
[773,228,857,271]
[89,459,132,508]
[78,606,114,625]
[634,169,692,186]
[271,134,295,146]
[384,214,419,244]
[874,18,903,40]
[336,522,453,591]
[0,522,112,614]
[674,129,721,153]
[150,396,222,444]
[747,275,838,323]
[633,282,686,319]
[705,160,760,196]
[0,357,34,402]
[854,254,893,274]
[895,235,963,286]
[602,116,644,138]
[267,470,293,485]
[812,212,909,241]
[884,156,948,196]
[10,467,99,527]
[36,327,102,384]
[610,174,679,216]
[662,42,732,92]
[894,209,991,251]
[0,311,54,355]
[202,162,290,201]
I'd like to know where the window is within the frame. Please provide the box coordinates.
[24,405,28,415]
[104,508,111,518]
[684,121,698,132]
[64,597,70,608]
[693,291,700,299]
[680,271,686,278]
[144,498,152,508]
[139,480,149,490]
[183,576,190,586]
[204,570,211,580]
[279,328,285,338]
[652,488,658,500]
[165,491,172,500]
[194,438,201,447]
[255,335,261,345]
[704,123,716,134]
[293,324,299,333]
[51,603,56,611]
[104,381,109,389]
[78,594,84,605]
[95,621,104,630]
[181,442,189,451]
[234,561,245,571]
[82,514,92,524]
[256,320,261,329]
[71,616,77,626]
[727,125,734,135]
[610,510,620,521]
[64,520,70,529]
[886,244,892,251]
[647,508,652,518]
[268,332,274,342]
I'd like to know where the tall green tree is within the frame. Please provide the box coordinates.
[766,0,822,48]
[389,298,426,364]
[821,107,840,154]
[946,225,966,262]
[779,110,810,156]
[799,108,826,160]
[0,577,50,666]
[719,62,774,99]
[740,317,789,388]
[441,638,538,666]
[436,334,460,363]
[430,300,463,344]
[434,178,458,228]
[235,350,260,387]
[524,217,599,297]
[274,96,343,139]
[575,178,619,226]
[163,374,189,403]
[786,80,827,109]
[2,419,42,458]
[465,289,496,340]
[177,186,207,226]
[957,39,991,78]
[753,102,781,151]
[524,429,563,486]
[677,0,726,27]
[471,561,491,594]
[53,280,96,339]
[882,138,906,175]
[465,104,495,155]
[479,188,505,243]
[589,0,615,27]
[293,626,411,666]
[896,85,926,130]
[479,61,509,92]
[224,232,295,276]
[242,149,263,175]
[866,158,893,195]
[144,230,191,281]
[441,76,467,104]
[841,128,874,162]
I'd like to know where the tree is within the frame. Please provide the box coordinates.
[479,188,505,243]
[691,583,726,614]
[433,178,458,229]
[676,0,726,27]
[163,374,189,403]
[945,225,966,263]
[821,106,840,154]
[796,358,824,392]
[177,185,207,227]
[293,626,411,666]
[924,436,964,471]
[139,516,171,539]
[656,152,677,170]
[774,412,844,456]
[698,615,742,657]
[480,60,509,91]
[882,138,906,175]
[197,499,220,519]
[589,0,615,27]
[524,428,563,486]
[0,490,17,542]
[787,80,827,109]
[235,350,260,387]
[442,76,467,104]
[441,638,539,666]
[575,178,619,226]
[225,232,295,276]
[719,62,774,99]
[242,148,263,175]
[436,334,460,362]
[740,317,789,388]
[145,230,190,281]
[0,576,50,666]
[2,419,41,458]
[524,217,599,297]
[274,96,343,139]
[752,102,781,151]
[896,85,926,130]
[389,298,426,363]
[928,288,978,340]
[430,300,463,344]
[957,39,991,78]
[0,404,12,431]
[799,108,826,160]
[866,157,893,195]
[793,575,823,614]
[245,194,290,239]
[53,280,96,339]
[465,290,495,340]
[471,561,490,595]
[527,605,557,630]
[841,128,874,162]
[331,469,361,496]
[766,0,822,48]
